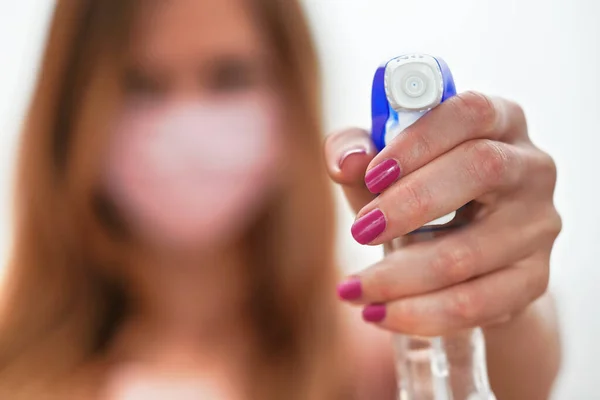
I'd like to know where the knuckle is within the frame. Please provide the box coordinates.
[467,140,512,188]
[541,151,558,176]
[405,125,434,161]
[369,265,396,301]
[528,265,550,301]
[448,288,484,324]
[543,207,563,242]
[389,300,420,333]
[551,211,563,238]
[534,149,558,187]
[507,100,528,129]
[455,91,498,133]
[399,179,432,219]
[531,205,562,245]
[432,243,478,284]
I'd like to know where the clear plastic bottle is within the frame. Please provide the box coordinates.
[385,213,496,400]
[370,53,497,400]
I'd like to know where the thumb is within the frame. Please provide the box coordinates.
[324,128,377,213]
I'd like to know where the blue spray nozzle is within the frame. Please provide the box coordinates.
[371,54,457,153]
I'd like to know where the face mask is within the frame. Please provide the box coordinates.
[103,95,281,249]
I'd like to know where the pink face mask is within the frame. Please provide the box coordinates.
[103,96,281,249]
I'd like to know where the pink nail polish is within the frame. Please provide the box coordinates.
[337,279,362,301]
[339,148,367,170]
[365,159,401,194]
[351,209,386,245]
[363,304,386,323]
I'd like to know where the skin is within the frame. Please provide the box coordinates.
[103,0,274,398]
[97,0,562,398]
[325,92,562,399]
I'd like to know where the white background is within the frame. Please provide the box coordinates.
[302,1,600,398]
[0,1,599,398]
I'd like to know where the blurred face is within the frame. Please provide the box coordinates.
[103,0,283,250]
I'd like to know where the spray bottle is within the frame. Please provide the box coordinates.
[370,54,496,400]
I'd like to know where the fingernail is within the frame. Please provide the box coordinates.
[363,304,386,323]
[351,209,386,245]
[365,159,401,194]
[338,148,367,170]
[337,279,362,301]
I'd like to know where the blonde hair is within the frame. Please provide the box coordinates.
[0,0,345,398]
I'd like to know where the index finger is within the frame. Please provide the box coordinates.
[365,91,528,194]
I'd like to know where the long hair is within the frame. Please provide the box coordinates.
[0,0,343,398]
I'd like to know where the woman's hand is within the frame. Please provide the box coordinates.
[324,91,561,336]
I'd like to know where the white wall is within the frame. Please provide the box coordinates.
[0,1,54,272]
[0,1,598,398]
[301,1,600,399]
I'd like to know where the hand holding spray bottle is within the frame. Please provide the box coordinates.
[370,54,496,400]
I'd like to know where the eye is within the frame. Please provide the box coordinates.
[122,68,168,99]
[205,56,264,94]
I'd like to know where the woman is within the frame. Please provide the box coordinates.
[0,0,561,399]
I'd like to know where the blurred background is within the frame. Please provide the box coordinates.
[0,1,598,398]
